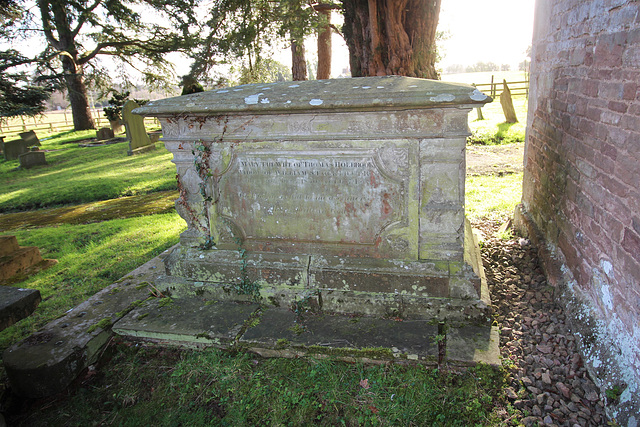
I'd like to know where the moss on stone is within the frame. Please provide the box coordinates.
[87,317,112,333]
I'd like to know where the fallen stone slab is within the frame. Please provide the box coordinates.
[2,247,174,398]
[0,286,41,331]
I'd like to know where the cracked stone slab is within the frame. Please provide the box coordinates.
[446,324,501,366]
[240,308,439,362]
[113,298,259,347]
[2,247,175,398]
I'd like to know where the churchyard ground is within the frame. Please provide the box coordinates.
[0,99,530,425]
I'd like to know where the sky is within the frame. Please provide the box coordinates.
[437,0,535,70]
[5,0,536,83]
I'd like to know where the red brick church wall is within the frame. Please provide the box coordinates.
[517,0,639,424]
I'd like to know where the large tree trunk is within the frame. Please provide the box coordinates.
[46,0,95,130]
[62,58,95,130]
[291,38,308,81]
[342,0,441,79]
[315,5,332,80]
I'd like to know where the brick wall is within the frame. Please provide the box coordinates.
[519,0,640,424]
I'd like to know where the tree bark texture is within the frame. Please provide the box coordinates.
[342,0,441,79]
[316,8,332,79]
[291,39,308,81]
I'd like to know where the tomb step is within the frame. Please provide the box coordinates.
[113,296,500,367]
[0,246,44,281]
[0,235,20,257]
[0,286,41,331]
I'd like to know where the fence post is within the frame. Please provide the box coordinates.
[490,75,495,98]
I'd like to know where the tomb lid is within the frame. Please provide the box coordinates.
[134,76,491,117]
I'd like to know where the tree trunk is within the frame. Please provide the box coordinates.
[342,0,442,79]
[316,7,332,80]
[46,0,95,130]
[291,38,308,81]
[63,58,95,130]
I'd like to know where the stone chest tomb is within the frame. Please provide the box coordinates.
[135,76,491,324]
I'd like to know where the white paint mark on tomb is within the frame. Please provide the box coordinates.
[408,85,418,88]
[260,98,270,104]
[362,86,371,89]
[289,84,300,88]
[470,89,488,101]
[244,93,264,105]
[602,284,613,311]
[233,89,243,92]
[309,99,324,106]
[430,94,456,102]
[217,90,229,93]
[601,259,613,277]
[186,103,196,107]
[285,100,292,104]
[377,86,385,89]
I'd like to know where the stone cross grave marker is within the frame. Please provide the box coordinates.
[122,100,154,155]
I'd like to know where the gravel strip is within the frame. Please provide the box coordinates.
[474,219,608,426]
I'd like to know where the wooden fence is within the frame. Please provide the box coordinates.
[473,76,529,99]
[0,109,159,140]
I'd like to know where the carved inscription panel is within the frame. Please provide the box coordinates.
[215,148,408,250]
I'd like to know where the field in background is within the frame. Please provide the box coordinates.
[2,72,527,140]
[0,110,160,140]
[441,71,528,86]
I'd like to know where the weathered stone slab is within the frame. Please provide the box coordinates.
[122,100,154,155]
[0,236,20,256]
[0,286,41,331]
[2,248,173,398]
[241,309,439,362]
[113,299,259,347]
[445,324,500,366]
[0,246,43,281]
[500,80,518,123]
[3,139,29,160]
[18,130,41,147]
[19,150,47,169]
[134,76,491,323]
[96,127,114,141]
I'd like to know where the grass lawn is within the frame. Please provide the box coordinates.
[0,101,525,424]
[0,131,176,212]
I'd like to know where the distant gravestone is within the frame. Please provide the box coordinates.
[19,148,47,169]
[96,127,115,141]
[122,100,154,155]
[500,80,518,123]
[18,130,41,147]
[4,139,29,161]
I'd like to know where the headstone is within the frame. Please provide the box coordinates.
[134,77,492,324]
[18,130,41,147]
[500,80,518,123]
[4,139,29,161]
[19,149,47,169]
[96,127,115,141]
[122,100,154,155]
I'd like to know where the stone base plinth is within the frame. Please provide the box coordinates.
[160,219,490,325]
